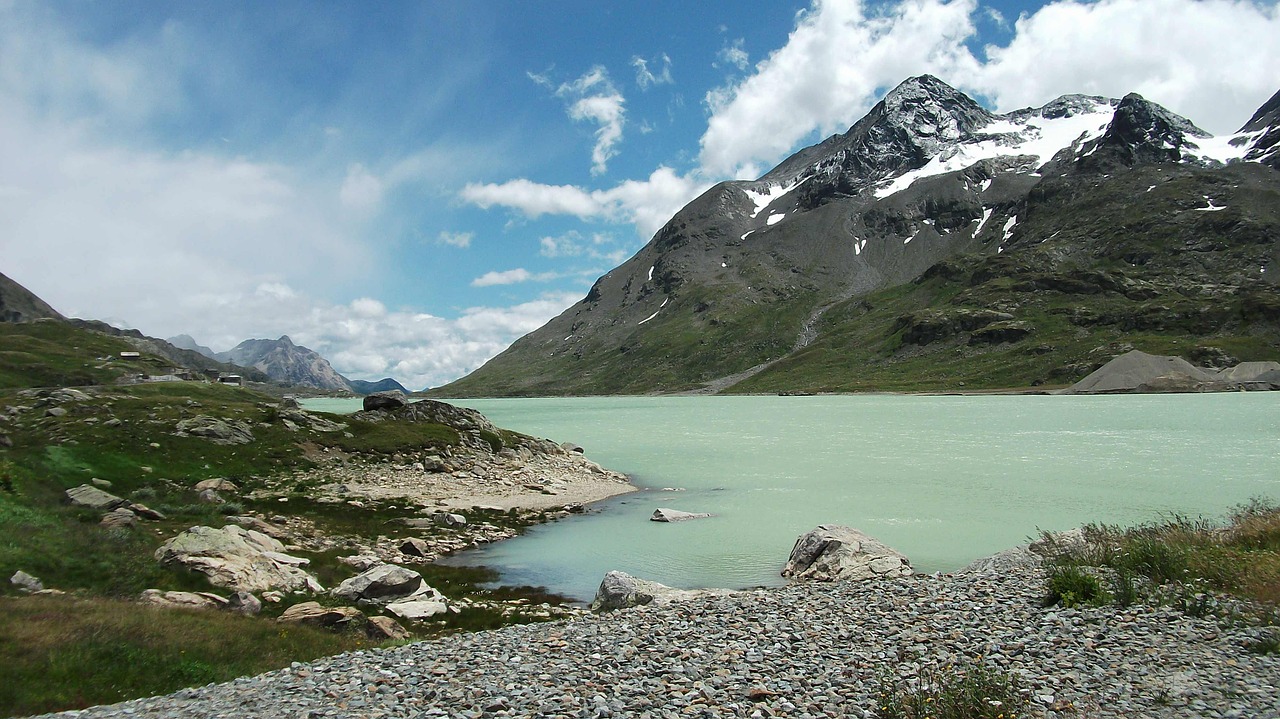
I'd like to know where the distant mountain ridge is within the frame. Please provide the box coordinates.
[436,76,1280,396]
[218,335,352,391]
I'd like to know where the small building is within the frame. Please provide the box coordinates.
[119,351,141,359]
[216,375,243,387]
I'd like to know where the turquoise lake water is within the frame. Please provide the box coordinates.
[304,394,1280,602]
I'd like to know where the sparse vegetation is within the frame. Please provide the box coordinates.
[875,660,1030,719]
[1040,501,1280,616]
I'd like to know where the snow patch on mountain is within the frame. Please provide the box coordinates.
[875,101,1114,199]
[744,179,802,218]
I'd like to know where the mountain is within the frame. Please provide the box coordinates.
[219,335,352,391]
[0,272,65,323]
[167,334,220,361]
[436,76,1280,396]
[347,377,409,395]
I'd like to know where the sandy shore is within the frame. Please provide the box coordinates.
[287,444,638,513]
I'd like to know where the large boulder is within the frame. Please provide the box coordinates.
[155,525,323,594]
[278,601,364,628]
[332,564,440,606]
[782,525,913,582]
[650,507,712,522]
[65,484,128,511]
[363,391,408,412]
[589,570,727,612]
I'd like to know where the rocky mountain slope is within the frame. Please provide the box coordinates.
[436,76,1280,396]
[219,336,352,391]
[0,272,64,323]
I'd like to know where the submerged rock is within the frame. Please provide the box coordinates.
[650,507,713,522]
[782,525,913,582]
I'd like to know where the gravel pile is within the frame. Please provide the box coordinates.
[38,566,1280,718]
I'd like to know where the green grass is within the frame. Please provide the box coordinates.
[1041,501,1280,614]
[875,660,1030,719]
[0,594,373,716]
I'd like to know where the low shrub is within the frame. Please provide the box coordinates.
[1043,563,1110,608]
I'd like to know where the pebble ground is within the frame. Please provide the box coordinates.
[37,566,1280,719]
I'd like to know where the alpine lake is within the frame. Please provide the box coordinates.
[302,393,1280,603]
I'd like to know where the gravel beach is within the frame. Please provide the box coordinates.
[36,564,1280,719]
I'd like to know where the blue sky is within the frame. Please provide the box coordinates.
[3,0,1279,389]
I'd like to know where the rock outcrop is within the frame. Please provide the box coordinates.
[174,416,255,445]
[139,589,229,611]
[155,525,323,594]
[782,525,913,582]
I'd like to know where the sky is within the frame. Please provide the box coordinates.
[3,0,1279,390]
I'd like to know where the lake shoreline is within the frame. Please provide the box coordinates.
[35,560,1280,719]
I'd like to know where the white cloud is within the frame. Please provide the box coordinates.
[472,268,534,287]
[633,53,673,90]
[538,231,631,265]
[437,230,473,248]
[697,0,1280,177]
[461,166,710,239]
[545,66,627,175]
[266,290,581,390]
[699,0,981,178]
[715,39,750,71]
[968,0,1280,135]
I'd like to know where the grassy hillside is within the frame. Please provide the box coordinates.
[0,322,566,716]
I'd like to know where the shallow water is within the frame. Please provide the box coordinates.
[305,394,1280,602]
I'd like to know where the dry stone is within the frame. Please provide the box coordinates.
[155,525,323,594]
[65,484,128,511]
[332,564,437,606]
[385,599,449,621]
[589,570,729,612]
[278,602,363,628]
[782,525,913,582]
[139,589,228,610]
[10,570,43,593]
[365,615,411,640]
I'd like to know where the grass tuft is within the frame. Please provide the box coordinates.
[875,660,1030,719]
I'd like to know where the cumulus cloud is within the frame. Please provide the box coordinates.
[633,53,674,90]
[967,0,1280,134]
[699,0,981,177]
[229,288,584,390]
[339,163,384,210]
[543,66,627,175]
[698,0,1280,177]
[461,166,710,239]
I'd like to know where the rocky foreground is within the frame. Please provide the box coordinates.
[38,562,1280,719]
